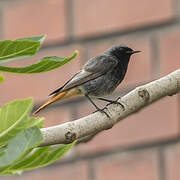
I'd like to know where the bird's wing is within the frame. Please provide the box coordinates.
[49,71,80,96]
[49,55,118,96]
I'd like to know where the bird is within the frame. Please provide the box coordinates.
[33,45,141,115]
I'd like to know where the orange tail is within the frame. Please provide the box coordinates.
[33,88,82,115]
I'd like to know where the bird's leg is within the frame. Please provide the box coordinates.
[85,95,110,118]
[97,97,125,111]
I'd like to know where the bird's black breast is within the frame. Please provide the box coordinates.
[111,60,128,82]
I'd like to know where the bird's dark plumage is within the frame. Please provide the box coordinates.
[34,45,141,115]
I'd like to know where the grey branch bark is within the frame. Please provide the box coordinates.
[40,69,180,146]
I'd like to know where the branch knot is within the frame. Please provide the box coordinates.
[138,88,150,103]
[65,131,76,143]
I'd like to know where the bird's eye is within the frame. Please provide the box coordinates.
[126,50,132,54]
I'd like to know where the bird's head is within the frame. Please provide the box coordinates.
[105,45,141,62]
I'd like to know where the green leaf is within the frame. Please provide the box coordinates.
[0,146,6,158]
[10,147,50,170]
[8,141,75,173]
[17,35,46,44]
[0,127,42,173]
[0,98,33,144]
[0,151,5,158]
[0,40,40,63]
[27,117,45,129]
[0,50,78,73]
[0,143,6,148]
[0,74,4,83]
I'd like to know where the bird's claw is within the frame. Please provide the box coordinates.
[106,98,125,111]
[93,107,110,118]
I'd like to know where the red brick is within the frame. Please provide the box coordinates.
[159,31,180,75]
[3,0,66,42]
[86,37,152,89]
[3,161,89,180]
[77,95,179,154]
[42,106,72,127]
[95,149,159,180]
[73,0,174,37]
[164,143,180,180]
[0,45,83,105]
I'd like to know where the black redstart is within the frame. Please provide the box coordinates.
[34,45,141,115]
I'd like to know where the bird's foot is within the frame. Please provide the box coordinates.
[93,107,110,118]
[106,97,125,111]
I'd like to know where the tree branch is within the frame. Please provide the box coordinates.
[40,69,180,146]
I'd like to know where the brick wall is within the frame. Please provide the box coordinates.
[1,0,180,179]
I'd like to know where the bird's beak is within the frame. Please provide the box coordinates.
[131,50,141,54]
